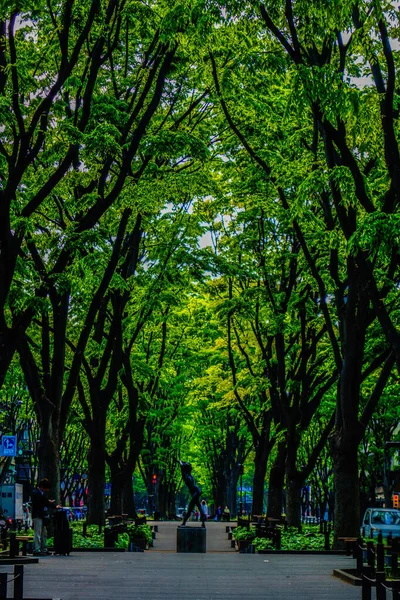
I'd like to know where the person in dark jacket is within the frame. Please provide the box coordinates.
[31,478,56,555]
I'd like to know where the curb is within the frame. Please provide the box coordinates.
[257,550,346,555]
[0,557,39,564]
[70,547,126,552]
[332,568,363,586]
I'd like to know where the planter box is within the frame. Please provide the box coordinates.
[129,538,147,550]
[237,540,253,552]
[332,567,376,586]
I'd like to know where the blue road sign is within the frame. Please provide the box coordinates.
[1,435,17,457]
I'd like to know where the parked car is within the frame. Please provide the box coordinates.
[361,508,400,539]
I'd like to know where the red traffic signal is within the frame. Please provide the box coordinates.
[152,474,157,484]
[394,494,399,508]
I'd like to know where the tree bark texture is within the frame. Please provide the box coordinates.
[87,418,107,525]
[225,470,239,516]
[267,442,286,519]
[122,480,135,517]
[38,427,61,505]
[331,433,360,543]
[252,443,269,515]
[285,478,302,527]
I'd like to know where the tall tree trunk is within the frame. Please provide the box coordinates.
[87,415,106,525]
[223,425,246,516]
[331,344,394,543]
[38,426,60,504]
[285,421,300,526]
[109,466,137,516]
[252,450,267,515]
[213,466,225,510]
[225,470,238,516]
[157,471,177,519]
[168,483,177,518]
[158,480,167,519]
[286,477,302,527]
[122,479,135,517]
[252,433,273,515]
[286,409,336,527]
[331,261,366,543]
[267,442,286,519]
[331,434,360,541]
[109,472,124,516]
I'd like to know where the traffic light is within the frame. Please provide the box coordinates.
[152,474,157,485]
[394,495,399,508]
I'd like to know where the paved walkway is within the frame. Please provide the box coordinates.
[0,522,364,600]
[152,521,235,552]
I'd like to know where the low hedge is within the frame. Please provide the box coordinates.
[47,521,152,550]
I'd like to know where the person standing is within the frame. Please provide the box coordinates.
[31,478,56,556]
[201,499,208,521]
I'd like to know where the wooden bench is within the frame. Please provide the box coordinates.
[266,517,281,525]
[107,515,124,526]
[255,524,282,550]
[338,536,359,557]
[16,535,34,556]
[8,534,34,557]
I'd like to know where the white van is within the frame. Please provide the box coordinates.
[361,508,400,539]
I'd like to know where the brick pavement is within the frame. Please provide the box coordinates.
[0,521,364,600]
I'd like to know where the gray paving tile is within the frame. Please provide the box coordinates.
[0,522,363,599]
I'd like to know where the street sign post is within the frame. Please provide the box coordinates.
[0,436,17,457]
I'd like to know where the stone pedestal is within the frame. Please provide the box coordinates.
[176,526,206,553]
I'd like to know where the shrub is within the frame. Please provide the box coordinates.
[126,523,152,545]
[233,526,256,541]
[253,537,275,551]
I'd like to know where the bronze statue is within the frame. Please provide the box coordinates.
[178,461,206,528]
